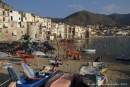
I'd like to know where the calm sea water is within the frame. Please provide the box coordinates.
[75,37,130,59]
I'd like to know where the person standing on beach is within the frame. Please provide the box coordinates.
[94,56,102,62]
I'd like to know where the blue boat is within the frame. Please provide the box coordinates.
[8,64,54,87]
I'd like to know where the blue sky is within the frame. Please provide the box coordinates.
[3,0,130,18]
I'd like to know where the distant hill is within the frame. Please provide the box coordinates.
[50,10,130,26]
[51,10,115,26]
[50,18,63,23]
[107,13,130,25]
[61,11,115,26]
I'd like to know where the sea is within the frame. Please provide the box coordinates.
[75,36,130,60]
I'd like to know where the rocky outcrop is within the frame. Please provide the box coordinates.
[0,0,13,10]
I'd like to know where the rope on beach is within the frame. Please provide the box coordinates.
[0,76,16,87]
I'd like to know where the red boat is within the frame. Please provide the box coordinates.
[44,72,74,87]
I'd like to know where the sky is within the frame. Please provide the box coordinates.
[3,0,130,18]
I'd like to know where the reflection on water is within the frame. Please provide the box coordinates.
[75,37,130,59]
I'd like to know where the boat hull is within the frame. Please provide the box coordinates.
[82,75,96,87]
[93,62,108,72]
[81,48,96,52]
[16,73,53,87]
[116,57,130,60]
[80,66,106,87]
[44,72,74,87]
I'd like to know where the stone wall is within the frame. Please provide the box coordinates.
[0,27,27,41]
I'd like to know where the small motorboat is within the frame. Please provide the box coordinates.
[116,56,130,60]
[81,48,96,52]
[80,65,107,87]
[44,72,74,87]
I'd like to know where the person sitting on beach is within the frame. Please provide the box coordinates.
[94,56,102,62]
[52,55,65,72]
[77,55,82,60]
[64,52,71,59]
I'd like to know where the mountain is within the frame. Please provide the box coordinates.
[50,18,63,23]
[51,10,115,26]
[50,10,130,26]
[107,13,130,25]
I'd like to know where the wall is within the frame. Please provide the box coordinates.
[27,25,37,39]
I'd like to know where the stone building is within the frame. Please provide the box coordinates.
[9,10,27,41]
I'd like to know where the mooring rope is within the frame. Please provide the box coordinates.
[0,75,16,87]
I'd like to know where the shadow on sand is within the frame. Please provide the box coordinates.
[0,73,11,87]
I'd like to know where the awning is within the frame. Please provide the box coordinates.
[12,30,17,36]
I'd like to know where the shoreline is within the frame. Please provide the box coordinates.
[91,36,130,38]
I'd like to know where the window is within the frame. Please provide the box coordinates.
[3,11,5,15]
[10,11,12,13]
[21,31,23,33]
[19,18,20,20]
[11,16,13,21]
[35,34,37,38]
[0,28,2,32]
[6,30,8,33]
[3,17,5,21]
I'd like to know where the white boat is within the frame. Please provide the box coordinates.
[93,62,108,72]
[80,65,107,86]
[81,48,96,52]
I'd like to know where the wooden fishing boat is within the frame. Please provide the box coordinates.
[7,67,54,87]
[93,62,108,72]
[44,72,74,87]
[82,74,97,87]
[80,66,107,87]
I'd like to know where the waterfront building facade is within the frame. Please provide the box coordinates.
[0,2,90,42]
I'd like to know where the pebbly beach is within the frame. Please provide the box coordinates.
[0,39,130,87]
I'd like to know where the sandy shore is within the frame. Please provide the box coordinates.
[0,47,130,87]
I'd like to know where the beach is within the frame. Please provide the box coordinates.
[0,46,130,87]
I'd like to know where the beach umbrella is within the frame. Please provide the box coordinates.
[22,40,28,43]
[33,42,38,46]
[33,40,39,43]
[11,41,21,45]
[0,52,8,58]
[32,51,45,56]
[2,46,13,50]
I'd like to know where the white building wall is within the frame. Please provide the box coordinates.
[9,10,21,22]
[25,13,34,22]
[9,10,22,28]
[58,24,65,39]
